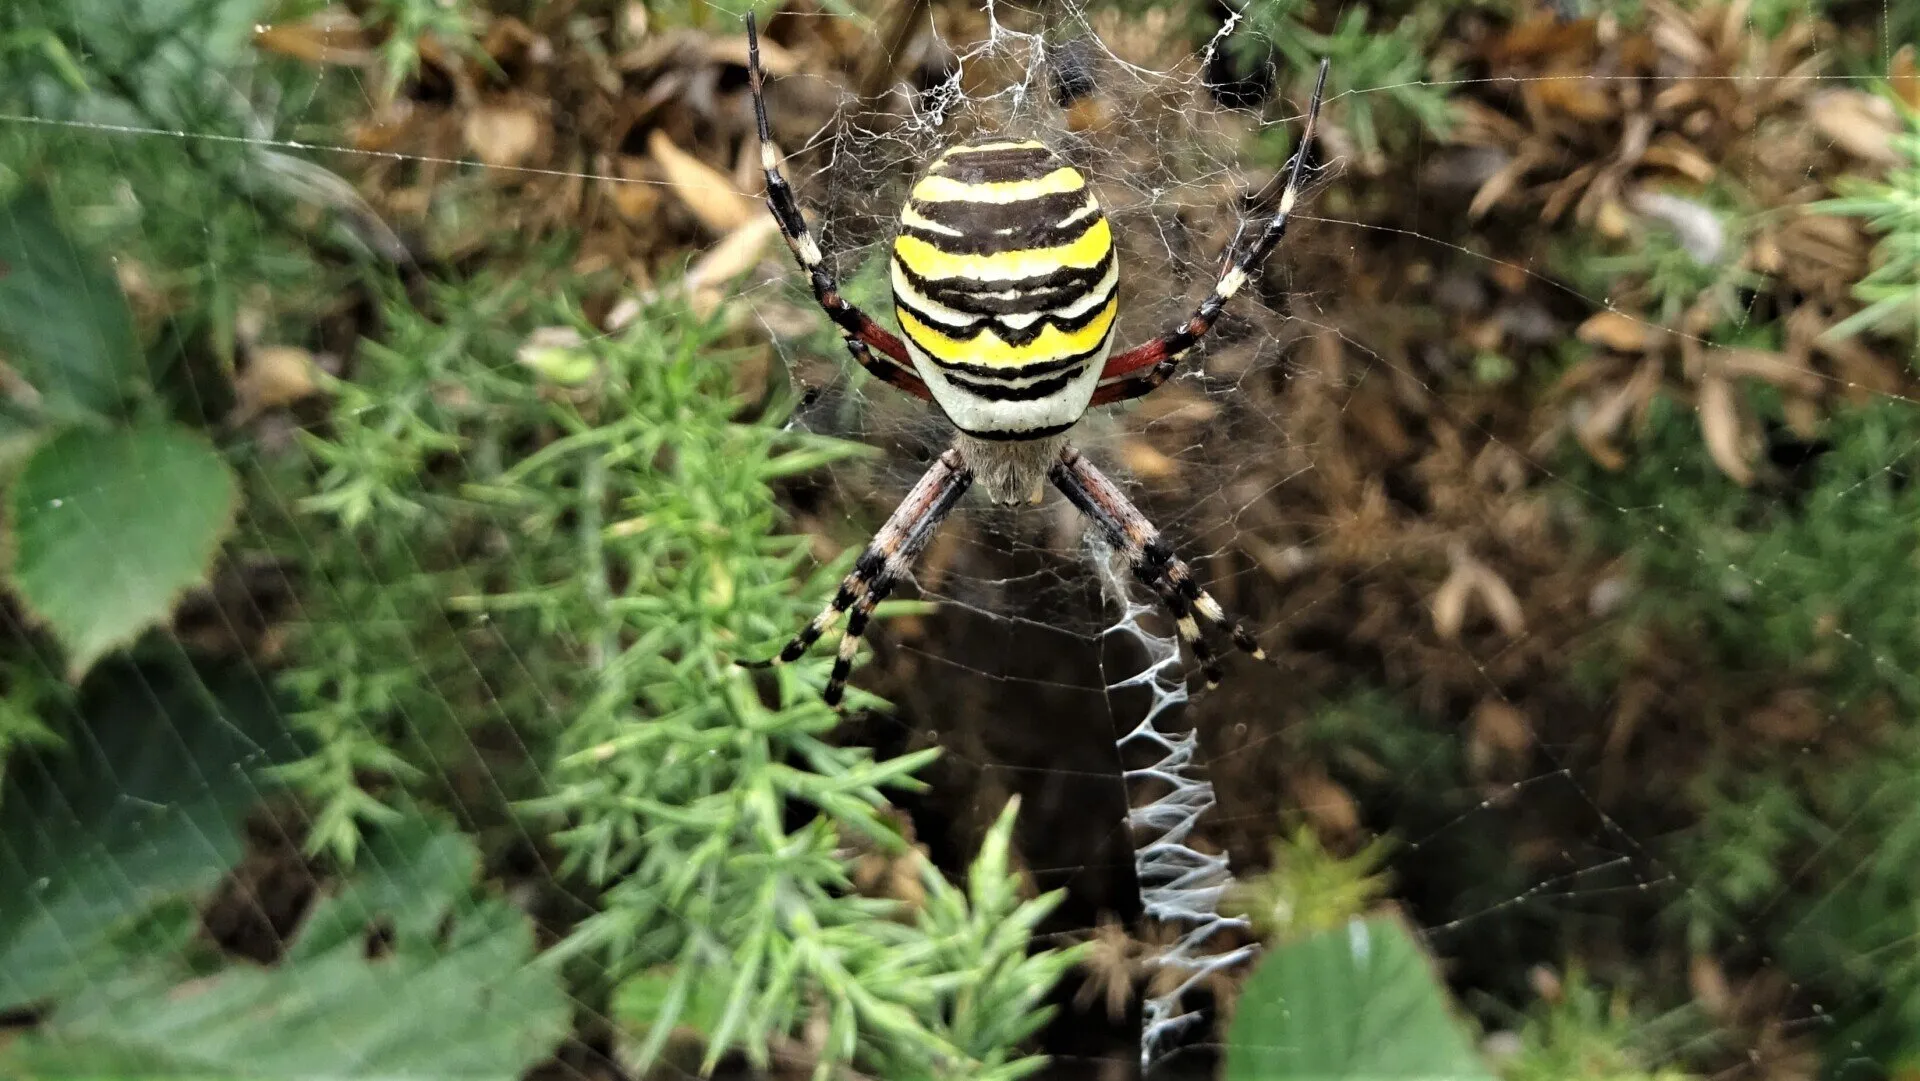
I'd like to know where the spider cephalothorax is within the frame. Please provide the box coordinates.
[744,14,1326,705]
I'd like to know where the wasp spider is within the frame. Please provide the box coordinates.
[745,14,1327,705]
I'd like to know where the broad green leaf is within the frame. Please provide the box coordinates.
[0,821,570,1081]
[0,659,297,1011]
[0,187,141,419]
[8,424,239,678]
[1225,917,1495,1081]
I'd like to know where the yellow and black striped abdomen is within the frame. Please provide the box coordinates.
[891,140,1118,441]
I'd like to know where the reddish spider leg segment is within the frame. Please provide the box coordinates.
[1092,59,1329,406]
[746,14,933,402]
[764,447,973,706]
[1049,445,1265,689]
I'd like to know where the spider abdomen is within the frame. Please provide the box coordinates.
[890,140,1117,443]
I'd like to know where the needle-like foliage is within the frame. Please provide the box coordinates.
[1818,98,1920,347]
[275,261,1081,1076]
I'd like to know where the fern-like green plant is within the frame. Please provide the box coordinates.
[358,0,484,101]
[0,0,365,367]
[1552,188,1763,330]
[1573,391,1920,712]
[1570,391,1920,1068]
[1817,96,1920,347]
[276,257,1080,1076]
[1099,0,1454,168]
[1246,3,1455,168]
[1492,968,1696,1081]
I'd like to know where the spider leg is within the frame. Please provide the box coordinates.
[1050,445,1263,689]
[750,446,972,706]
[1093,59,1329,407]
[746,14,932,402]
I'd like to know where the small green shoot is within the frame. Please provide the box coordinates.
[1225,823,1395,944]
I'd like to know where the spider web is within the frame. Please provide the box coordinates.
[748,3,1920,1076]
[2,0,1917,1078]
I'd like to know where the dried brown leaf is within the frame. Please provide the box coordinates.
[1783,394,1823,440]
[1289,768,1362,839]
[1748,687,1825,743]
[254,12,373,66]
[705,34,800,75]
[1465,317,1505,354]
[1540,161,1598,224]
[1576,355,1661,470]
[1346,391,1412,456]
[1574,414,1628,472]
[1577,311,1662,352]
[1781,213,1867,273]
[648,128,753,233]
[1488,14,1598,65]
[1798,306,1902,396]
[1711,347,1821,395]
[1893,44,1918,111]
[1449,99,1531,148]
[1617,32,1661,75]
[685,216,781,317]
[1650,82,1705,115]
[1119,439,1182,482]
[1469,146,1546,219]
[1432,553,1474,642]
[1751,226,1787,277]
[1806,89,1900,165]
[732,135,762,202]
[1066,96,1118,134]
[1468,699,1533,780]
[1472,441,1529,493]
[1642,134,1716,182]
[1530,73,1615,122]
[1697,371,1753,486]
[1074,916,1141,1023]
[478,17,539,64]
[621,2,648,39]
[1475,563,1527,638]
[1690,954,1735,1020]
[1128,387,1219,430]
[462,101,545,169]
[1530,965,1565,1005]
[1593,196,1631,239]
[230,346,320,424]
[1649,2,1710,68]
[1488,260,1531,296]
[607,156,663,222]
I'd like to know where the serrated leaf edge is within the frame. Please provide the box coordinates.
[2,424,241,682]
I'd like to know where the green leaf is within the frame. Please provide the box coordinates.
[1224,916,1495,1081]
[0,820,570,1081]
[8,424,239,678]
[0,659,298,1011]
[0,187,142,419]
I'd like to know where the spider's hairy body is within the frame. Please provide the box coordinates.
[891,139,1118,485]
[742,13,1325,705]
